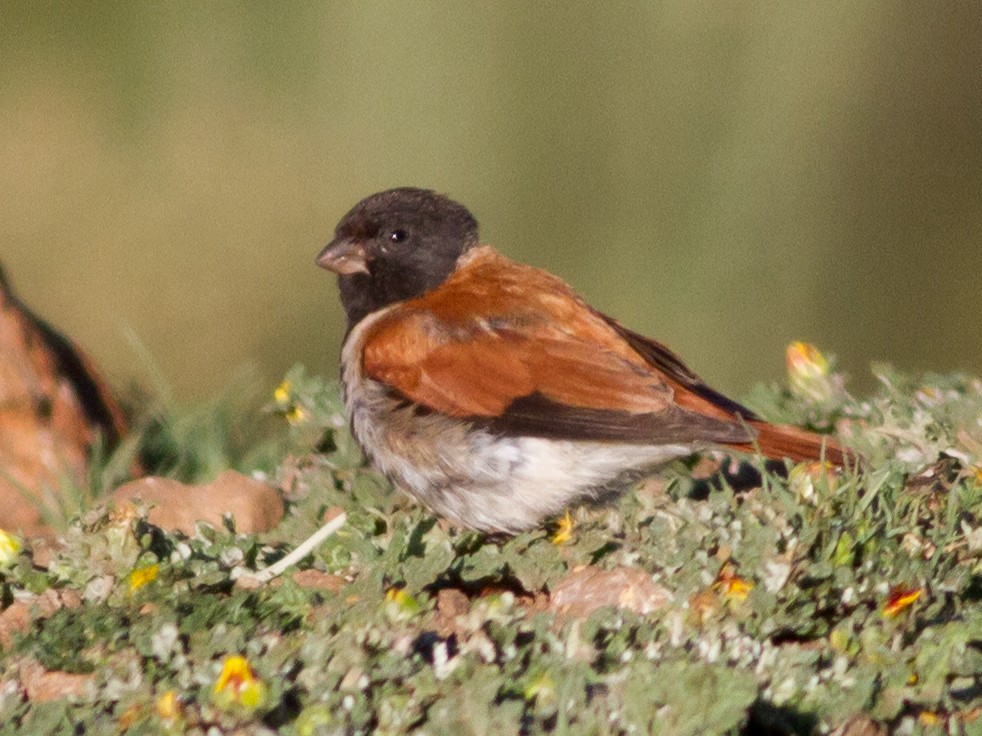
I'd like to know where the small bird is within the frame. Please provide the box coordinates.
[317,188,852,533]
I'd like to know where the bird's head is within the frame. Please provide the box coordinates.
[317,187,479,328]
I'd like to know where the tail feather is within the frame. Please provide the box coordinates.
[728,420,857,468]
[625,337,859,469]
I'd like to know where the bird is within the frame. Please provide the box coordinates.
[316,188,853,533]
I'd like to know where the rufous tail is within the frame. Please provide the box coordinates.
[728,420,858,468]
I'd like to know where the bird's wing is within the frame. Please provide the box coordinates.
[358,247,755,445]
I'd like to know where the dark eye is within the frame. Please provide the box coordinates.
[389,229,407,243]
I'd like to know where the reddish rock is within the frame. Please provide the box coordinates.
[19,658,94,702]
[0,602,30,650]
[111,470,284,536]
[292,569,346,592]
[0,268,128,539]
[322,506,346,523]
[550,565,672,619]
[234,575,265,591]
[431,587,471,636]
[238,568,345,591]
[437,588,470,618]
[0,589,82,649]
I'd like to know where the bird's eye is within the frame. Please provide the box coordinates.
[389,229,407,244]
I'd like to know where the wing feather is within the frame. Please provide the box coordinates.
[359,248,755,445]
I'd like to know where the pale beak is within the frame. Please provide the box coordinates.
[316,239,371,276]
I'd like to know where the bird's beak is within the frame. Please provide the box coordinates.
[316,239,372,276]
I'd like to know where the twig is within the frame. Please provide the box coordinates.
[247,512,347,584]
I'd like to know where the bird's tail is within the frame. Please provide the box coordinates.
[727,419,858,468]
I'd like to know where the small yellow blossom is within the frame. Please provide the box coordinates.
[0,529,22,569]
[213,655,268,711]
[128,563,160,593]
[972,466,982,485]
[385,586,408,604]
[720,576,754,601]
[156,689,182,721]
[385,586,421,618]
[714,563,754,602]
[551,511,574,545]
[286,405,309,424]
[918,711,940,726]
[787,341,829,378]
[274,380,309,424]
[786,341,833,402]
[691,565,755,621]
[882,586,922,618]
[273,380,291,405]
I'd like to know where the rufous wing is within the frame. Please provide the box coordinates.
[359,249,756,446]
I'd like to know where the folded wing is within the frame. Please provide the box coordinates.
[360,248,757,447]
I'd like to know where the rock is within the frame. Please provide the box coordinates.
[234,575,265,591]
[292,569,346,592]
[550,565,672,619]
[236,569,345,591]
[0,602,31,650]
[433,588,471,636]
[0,267,128,539]
[18,658,94,702]
[111,470,284,535]
[436,588,470,618]
[0,589,83,649]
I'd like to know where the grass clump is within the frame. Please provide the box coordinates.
[1,358,981,735]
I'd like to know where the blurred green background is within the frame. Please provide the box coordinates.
[2,3,981,403]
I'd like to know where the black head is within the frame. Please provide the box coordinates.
[317,188,479,328]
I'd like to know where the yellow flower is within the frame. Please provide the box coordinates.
[274,379,309,424]
[0,529,21,569]
[720,576,754,601]
[882,586,922,618]
[551,511,574,545]
[385,586,421,618]
[156,689,182,721]
[273,380,291,405]
[786,341,834,402]
[286,405,309,424]
[786,341,828,377]
[128,563,159,592]
[714,563,754,602]
[213,655,268,711]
